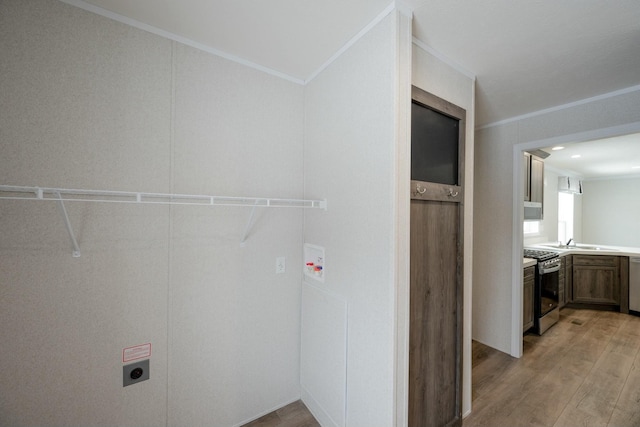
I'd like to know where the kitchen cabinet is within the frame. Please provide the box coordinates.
[558,256,566,308]
[523,153,531,201]
[572,255,620,306]
[523,266,535,332]
[530,155,544,204]
[565,255,573,304]
[523,152,544,204]
[620,257,629,314]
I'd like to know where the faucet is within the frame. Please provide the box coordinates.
[565,238,574,246]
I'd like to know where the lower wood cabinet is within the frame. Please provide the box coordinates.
[523,266,535,332]
[558,256,566,308]
[565,255,573,304]
[571,255,620,306]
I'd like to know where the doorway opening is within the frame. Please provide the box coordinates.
[511,123,640,357]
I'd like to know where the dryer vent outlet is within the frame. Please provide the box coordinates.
[123,359,149,387]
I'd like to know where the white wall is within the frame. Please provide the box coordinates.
[0,1,305,426]
[167,43,305,426]
[473,87,640,355]
[0,1,492,426]
[302,10,399,427]
[411,43,476,417]
[582,177,640,247]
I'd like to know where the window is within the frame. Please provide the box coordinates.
[558,192,574,243]
[523,221,540,235]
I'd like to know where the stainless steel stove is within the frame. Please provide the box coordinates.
[524,248,561,334]
[524,248,558,262]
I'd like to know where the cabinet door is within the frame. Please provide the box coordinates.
[524,153,531,201]
[530,156,544,204]
[558,257,566,308]
[572,266,620,305]
[523,266,535,332]
[565,255,573,303]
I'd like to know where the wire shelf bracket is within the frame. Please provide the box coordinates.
[0,185,327,256]
[54,191,81,257]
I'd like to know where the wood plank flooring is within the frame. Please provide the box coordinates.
[241,400,319,427]
[242,309,640,427]
[464,308,640,427]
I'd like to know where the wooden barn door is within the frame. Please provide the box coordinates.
[408,86,465,427]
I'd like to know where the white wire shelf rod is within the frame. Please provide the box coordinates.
[0,185,327,209]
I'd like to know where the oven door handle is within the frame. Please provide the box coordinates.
[540,263,561,274]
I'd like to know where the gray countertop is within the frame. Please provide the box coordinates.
[527,243,640,258]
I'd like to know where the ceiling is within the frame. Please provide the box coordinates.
[71,0,640,129]
[542,132,640,180]
[410,1,640,127]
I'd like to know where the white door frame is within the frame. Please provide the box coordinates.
[510,121,640,357]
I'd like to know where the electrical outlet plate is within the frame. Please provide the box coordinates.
[276,256,286,274]
[123,359,149,387]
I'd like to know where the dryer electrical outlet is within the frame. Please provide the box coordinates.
[123,359,149,387]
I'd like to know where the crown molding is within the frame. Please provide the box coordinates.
[304,2,399,84]
[58,0,305,85]
[411,37,477,81]
[478,84,640,130]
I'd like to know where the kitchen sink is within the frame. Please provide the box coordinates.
[537,244,569,249]
[538,243,619,251]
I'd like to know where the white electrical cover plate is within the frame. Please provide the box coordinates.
[303,243,324,283]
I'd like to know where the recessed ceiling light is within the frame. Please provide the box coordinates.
[571,154,581,158]
[552,146,565,151]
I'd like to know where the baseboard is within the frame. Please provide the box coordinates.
[565,302,619,312]
[301,386,341,427]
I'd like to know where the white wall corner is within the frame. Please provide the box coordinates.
[393,6,413,427]
[510,144,525,358]
[304,2,398,84]
[393,0,414,18]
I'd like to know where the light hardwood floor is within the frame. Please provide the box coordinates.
[242,309,640,427]
[464,308,640,427]
[241,400,319,427]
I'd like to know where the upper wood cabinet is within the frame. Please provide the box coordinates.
[523,153,531,201]
[523,152,544,203]
[530,155,544,204]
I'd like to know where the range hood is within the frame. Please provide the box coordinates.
[524,201,543,221]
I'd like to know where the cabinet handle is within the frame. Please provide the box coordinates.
[415,184,426,196]
[447,189,459,197]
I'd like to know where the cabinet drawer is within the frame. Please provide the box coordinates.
[573,255,617,267]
